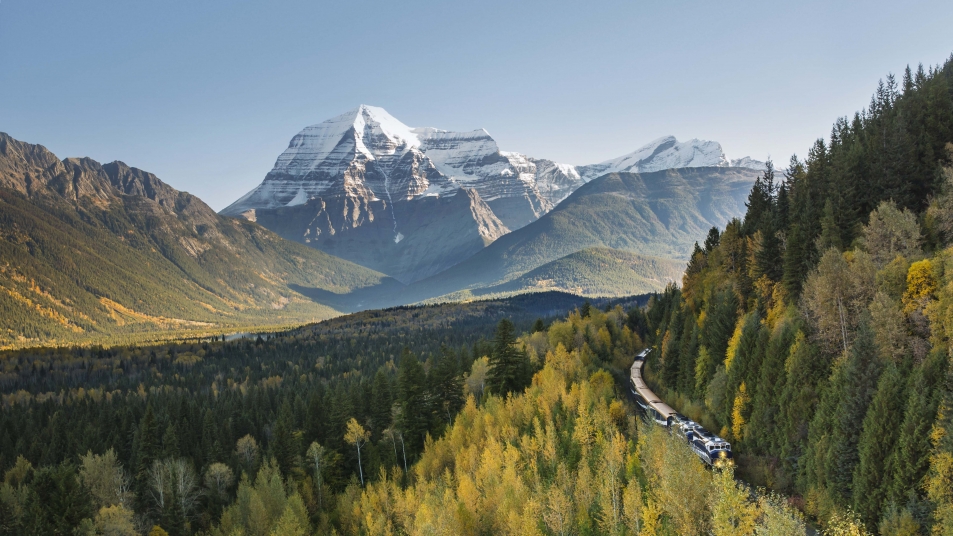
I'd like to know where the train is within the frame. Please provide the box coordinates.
[629,349,733,468]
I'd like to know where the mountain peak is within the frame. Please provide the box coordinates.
[577,136,764,179]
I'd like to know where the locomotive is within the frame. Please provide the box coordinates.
[629,349,733,467]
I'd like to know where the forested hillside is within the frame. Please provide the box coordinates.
[0,293,598,533]
[640,56,953,533]
[418,248,684,304]
[1,292,823,535]
[0,134,396,349]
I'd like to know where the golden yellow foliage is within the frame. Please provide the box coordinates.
[732,382,750,441]
[724,316,746,371]
[903,258,937,313]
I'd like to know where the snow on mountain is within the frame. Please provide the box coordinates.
[579,136,730,180]
[730,156,767,170]
[220,105,764,283]
[221,105,456,216]
[224,105,764,221]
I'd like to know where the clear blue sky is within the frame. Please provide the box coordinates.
[2,1,952,210]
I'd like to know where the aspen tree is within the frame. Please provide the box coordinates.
[344,418,370,486]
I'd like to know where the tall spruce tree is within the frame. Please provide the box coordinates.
[486,319,530,396]
[134,404,160,512]
[397,349,430,456]
[824,320,883,502]
[887,353,947,509]
[776,332,826,480]
[852,362,906,527]
[431,346,465,425]
[747,320,798,454]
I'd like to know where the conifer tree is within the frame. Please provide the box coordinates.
[134,405,160,512]
[888,357,945,508]
[161,424,179,459]
[370,369,393,441]
[723,314,763,425]
[704,227,721,252]
[824,319,882,502]
[486,319,530,396]
[676,319,700,395]
[431,346,465,425]
[816,199,843,252]
[925,356,953,533]
[744,162,775,237]
[532,318,546,333]
[776,332,826,477]
[271,401,298,478]
[748,320,798,454]
[397,349,430,456]
[699,289,739,390]
[852,362,906,525]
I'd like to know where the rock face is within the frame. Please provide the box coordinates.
[223,105,765,283]
[248,186,508,284]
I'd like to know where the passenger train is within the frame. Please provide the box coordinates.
[630,349,733,467]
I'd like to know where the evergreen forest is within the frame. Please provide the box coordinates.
[640,55,953,534]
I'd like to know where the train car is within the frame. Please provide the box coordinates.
[629,351,733,467]
[629,350,677,426]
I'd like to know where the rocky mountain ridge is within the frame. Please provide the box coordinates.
[222,105,764,282]
[0,132,394,347]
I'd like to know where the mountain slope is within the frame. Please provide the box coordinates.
[244,184,508,283]
[0,133,396,348]
[400,166,759,301]
[222,105,765,282]
[426,247,684,301]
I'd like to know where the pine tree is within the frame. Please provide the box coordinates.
[532,318,546,333]
[704,227,721,252]
[744,162,775,237]
[24,462,93,535]
[161,423,179,459]
[660,306,685,389]
[776,332,826,477]
[397,349,430,456]
[134,404,160,512]
[676,319,699,395]
[486,319,530,396]
[430,346,464,426]
[581,301,592,319]
[888,356,945,508]
[271,401,298,477]
[700,289,739,370]
[722,313,761,425]
[370,369,393,441]
[852,362,906,526]
[825,320,882,502]
[747,320,798,454]
[817,198,843,252]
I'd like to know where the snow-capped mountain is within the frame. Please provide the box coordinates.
[221,105,764,283]
[577,136,755,180]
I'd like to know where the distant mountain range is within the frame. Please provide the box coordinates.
[394,167,759,304]
[222,105,764,283]
[0,110,763,346]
